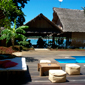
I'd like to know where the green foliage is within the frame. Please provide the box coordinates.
[0,17,11,29]
[0,0,23,28]
[18,41,29,46]
[13,0,30,8]
[0,0,29,27]
[16,26,28,34]
[82,7,85,14]
[0,19,29,47]
[18,36,29,46]
[0,0,22,17]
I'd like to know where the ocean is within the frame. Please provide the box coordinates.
[26,38,67,48]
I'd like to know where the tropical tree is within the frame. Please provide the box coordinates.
[0,0,29,27]
[12,0,30,27]
[0,0,23,28]
[0,19,29,47]
[18,36,29,46]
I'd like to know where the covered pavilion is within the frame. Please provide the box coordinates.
[24,13,63,47]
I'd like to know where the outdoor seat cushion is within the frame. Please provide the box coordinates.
[0,60,11,66]
[49,70,66,83]
[0,60,18,68]
[65,64,80,75]
[40,60,51,63]
[49,70,66,77]
[2,61,18,68]
[66,64,80,68]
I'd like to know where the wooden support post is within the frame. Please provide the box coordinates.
[52,35,55,48]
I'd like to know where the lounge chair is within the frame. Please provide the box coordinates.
[0,57,27,79]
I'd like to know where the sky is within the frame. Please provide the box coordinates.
[22,0,85,24]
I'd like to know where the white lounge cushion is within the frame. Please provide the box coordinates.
[40,60,51,63]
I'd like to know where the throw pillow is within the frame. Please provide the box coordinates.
[2,61,18,68]
[0,60,11,67]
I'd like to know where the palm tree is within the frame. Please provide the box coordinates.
[0,19,29,47]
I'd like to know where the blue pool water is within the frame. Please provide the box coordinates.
[55,56,85,63]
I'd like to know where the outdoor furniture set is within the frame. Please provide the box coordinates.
[38,60,81,83]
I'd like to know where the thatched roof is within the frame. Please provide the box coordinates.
[24,13,62,36]
[53,7,85,32]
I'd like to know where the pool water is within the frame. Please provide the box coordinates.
[55,56,85,63]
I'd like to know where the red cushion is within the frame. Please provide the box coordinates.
[2,61,18,68]
[0,60,11,66]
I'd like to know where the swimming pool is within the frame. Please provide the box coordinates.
[55,56,85,63]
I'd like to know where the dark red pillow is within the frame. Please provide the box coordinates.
[0,60,11,67]
[2,61,18,68]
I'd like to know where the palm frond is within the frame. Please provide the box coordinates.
[18,41,29,46]
[16,28,26,34]
[17,26,29,29]
[0,34,7,40]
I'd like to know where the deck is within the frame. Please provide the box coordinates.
[1,50,85,85]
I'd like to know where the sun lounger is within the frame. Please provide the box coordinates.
[0,57,27,71]
[0,57,27,79]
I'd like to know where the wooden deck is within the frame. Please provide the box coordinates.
[1,50,85,85]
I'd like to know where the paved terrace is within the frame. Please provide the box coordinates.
[20,49,85,85]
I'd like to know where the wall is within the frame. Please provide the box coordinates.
[71,32,85,47]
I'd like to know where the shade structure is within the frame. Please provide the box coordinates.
[24,13,63,36]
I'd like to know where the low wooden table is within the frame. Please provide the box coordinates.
[38,63,62,76]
